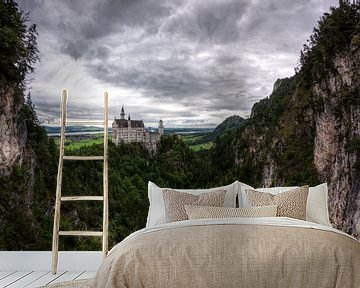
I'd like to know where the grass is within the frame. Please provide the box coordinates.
[53,134,106,150]
[181,135,204,142]
[65,137,104,150]
[190,142,213,151]
[181,134,213,151]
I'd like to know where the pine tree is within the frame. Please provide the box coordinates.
[0,0,39,85]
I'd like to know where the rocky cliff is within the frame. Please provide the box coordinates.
[233,53,360,238]
[215,3,360,238]
[312,48,360,234]
[0,82,57,249]
[0,85,27,176]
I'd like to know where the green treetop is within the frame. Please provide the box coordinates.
[0,0,39,85]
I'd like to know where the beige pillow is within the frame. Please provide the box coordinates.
[245,186,309,220]
[184,205,278,219]
[162,189,226,223]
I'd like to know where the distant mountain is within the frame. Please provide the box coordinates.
[213,115,245,138]
[44,125,105,136]
[203,115,245,142]
[43,125,214,136]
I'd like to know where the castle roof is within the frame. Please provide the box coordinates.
[114,118,144,128]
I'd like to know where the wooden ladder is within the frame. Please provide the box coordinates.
[52,89,109,274]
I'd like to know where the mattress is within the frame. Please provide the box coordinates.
[92,217,360,288]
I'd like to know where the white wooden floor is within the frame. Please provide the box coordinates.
[0,270,95,288]
[0,251,102,288]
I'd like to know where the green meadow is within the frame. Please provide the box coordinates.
[53,133,213,152]
[180,134,213,151]
[54,134,106,150]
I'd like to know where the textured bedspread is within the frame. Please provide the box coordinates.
[92,218,360,288]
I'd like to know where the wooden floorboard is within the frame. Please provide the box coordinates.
[0,271,96,287]
[0,272,16,281]
[48,271,84,284]
[23,271,67,288]
[0,251,102,272]
[75,271,96,280]
[0,271,32,287]
[6,271,48,288]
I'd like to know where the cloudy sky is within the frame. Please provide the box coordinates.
[18,0,337,128]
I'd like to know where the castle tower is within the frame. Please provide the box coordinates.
[120,106,125,119]
[158,119,164,135]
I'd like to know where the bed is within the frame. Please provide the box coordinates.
[92,181,360,288]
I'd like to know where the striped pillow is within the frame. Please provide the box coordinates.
[185,205,278,219]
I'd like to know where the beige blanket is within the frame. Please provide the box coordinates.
[92,219,360,288]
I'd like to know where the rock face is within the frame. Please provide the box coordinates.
[225,48,360,239]
[312,50,360,236]
[0,85,27,176]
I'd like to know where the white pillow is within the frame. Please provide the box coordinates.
[146,181,239,227]
[237,182,253,207]
[239,183,331,227]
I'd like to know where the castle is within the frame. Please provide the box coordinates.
[112,106,164,151]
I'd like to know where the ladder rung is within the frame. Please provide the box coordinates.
[59,231,103,236]
[63,156,104,160]
[61,196,103,201]
[65,120,104,125]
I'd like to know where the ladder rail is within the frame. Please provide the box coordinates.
[102,92,109,259]
[52,89,67,274]
[51,90,109,274]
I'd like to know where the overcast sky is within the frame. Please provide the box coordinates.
[18,0,337,128]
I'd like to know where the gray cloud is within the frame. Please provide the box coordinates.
[96,46,111,59]
[18,0,338,127]
[61,40,88,60]
[81,0,172,39]
[160,1,250,44]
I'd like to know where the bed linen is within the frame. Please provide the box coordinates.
[92,218,360,288]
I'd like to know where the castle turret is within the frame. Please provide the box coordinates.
[111,107,161,151]
[158,119,164,135]
[120,106,125,119]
